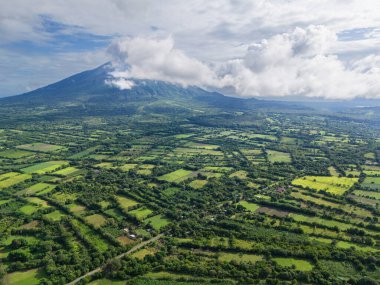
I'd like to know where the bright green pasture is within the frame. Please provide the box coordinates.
[129,207,153,220]
[237,201,260,212]
[53,166,79,176]
[44,210,66,221]
[21,161,68,174]
[0,149,33,159]
[116,195,139,211]
[292,176,358,195]
[16,142,65,153]
[218,252,263,263]
[273,258,313,271]
[189,179,208,189]
[4,268,43,285]
[85,214,107,228]
[0,172,32,189]
[120,163,137,171]
[267,150,291,163]
[19,183,56,196]
[353,190,380,200]
[362,177,380,190]
[71,219,109,252]
[229,170,248,179]
[144,214,170,230]
[158,169,195,183]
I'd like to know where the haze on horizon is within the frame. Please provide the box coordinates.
[1,0,380,100]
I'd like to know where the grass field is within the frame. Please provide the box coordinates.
[44,210,65,221]
[0,172,32,189]
[129,207,153,220]
[19,204,40,215]
[292,176,358,195]
[353,190,380,200]
[0,149,33,159]
[4,268,43,285]
[273,258,313,271]
[119,163,137,171]
[88,279,126,285]
[361,177,380,190]
[85,214,107,228]
[25,182,56,196]
[71,219,109,252]
[237,201,260,212]
[328,166,339,176]
[267,150,292,163]
[144,214,170,231]
[16,142,65,153]
[162,187,180,197]
[116,195,139,211]
[189,179,208,189]
[21,161,68,174]
[132,247,157,259]
[53,166,80,176]
[229,170,248,179]
[218,252,263,263]
[158,169,195,183]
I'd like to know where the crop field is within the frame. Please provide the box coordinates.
[158,169,195,183]
[273,258,313,271]
[16,142,65,153]
[189,179,208,189]
[0,149,33,159]
[144,214,170,230]
[218,252,263,263]
[267,150,292,163]
[3,268,43,285]
[0,172,32,189]
[53,166,80,176]
[292,176,358,195]
[361,177,380,190]
[129,207,153,220]
[116,195,139,211]
[1,102,380,284]
[21,161,68,174]
[85,214,107,228]
[353,190,380,200]
[229,170,248,179]
[237,201,260,212]
[19,182,56,195]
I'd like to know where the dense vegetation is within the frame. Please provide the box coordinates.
[0,94,379,285]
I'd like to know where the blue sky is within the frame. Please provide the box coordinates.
[1,0,380,99]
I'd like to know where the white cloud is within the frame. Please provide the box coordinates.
[108,26,380,100]
[107,36,221,88]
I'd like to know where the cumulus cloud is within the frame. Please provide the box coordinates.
[107,26,380,100]
[106,36,221,88]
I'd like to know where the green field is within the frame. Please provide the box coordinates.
[129,207,153,220]
[21,161,68,174]
[362,177,380,190]
[19,182,56,195]
[292,176,358,195]
[267,150,292,163]
[0,149,33,159]
[4,268,43,285]
[144,214,170,230]
[272,258,313,271]
[353,190,380,200]
[116,195,139,211]
[189,179,208,189]
[85,214,107,228]
[53,166,80,176]
[237,201,260,212]
[229,170,248,179]
[218,252,263,263]
[158,169,195,183]
[16,142,65,153]
[0,172,32,189]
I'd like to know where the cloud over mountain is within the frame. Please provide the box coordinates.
[107,26,380,99]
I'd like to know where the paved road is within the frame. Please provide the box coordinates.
[66,234,164,285]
